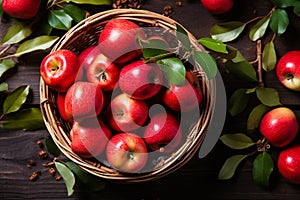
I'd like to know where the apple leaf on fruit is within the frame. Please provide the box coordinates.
[0,82,8,92]
[218,154,249,180]
[225,60,258,82]
[211,21,246,43]
[139,38,169,59]
[0,59,15,78]
[262,41,277,72]
[0,108,45,131]
[220,133,255,150]
[247,104,270,132]
[193,51,217,80]
[252,152,274,188]
[249,17,270,41]
[64,0,112,5]
[270,9,289,36]
[45,135,61,157]
[157,57,186,85]
[14,36,59,57]
[48,10,73,30]
[228,88,250,116]
[55,161,76,197]
[256,87,282,107]
[3,85,30,115]
[1,23,32,45]
[62,4,86,23]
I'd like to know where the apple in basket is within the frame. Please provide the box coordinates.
[78,45,100,70]
[56,92,73,124]
[98,18,146,64]
[40,49,82,92]
[106,132,148,173]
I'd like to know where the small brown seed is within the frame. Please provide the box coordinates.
[29,170,41,181]
[176,1,183,7]
[38,150,48,159]
[36,140,44,148]
[42,161,55,167]
[55,175,62,181]
[49,168,56,177]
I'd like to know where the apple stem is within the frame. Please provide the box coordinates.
[256,40,264,87]
[256,137,270,152]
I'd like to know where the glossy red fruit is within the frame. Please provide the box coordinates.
[276,51,300,91]
[201,0,234,15]
[259,107,299,148]
[56,93,73,124]
[78,45,100,70]
[277,145,300,184]
[2,0,41,19]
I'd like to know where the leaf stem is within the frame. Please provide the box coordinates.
[256,40,264,87]
[0,45,12,58]
[0,54,15,61]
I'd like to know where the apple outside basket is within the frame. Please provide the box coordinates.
[40,9,216,183]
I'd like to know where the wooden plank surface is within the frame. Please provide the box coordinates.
[1,0,300,199]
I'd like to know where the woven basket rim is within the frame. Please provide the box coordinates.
[40,8,217,183]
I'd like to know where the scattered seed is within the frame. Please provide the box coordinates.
[38,150,48,159]
[176,1,183,7]
[55,175,62,181]
[29,170,41,181]
[42,161,55,167]
[49,168,56,177]
[113,0,143,9]
[36,140,44,148]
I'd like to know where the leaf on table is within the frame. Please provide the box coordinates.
[211,21,246,43]
[270,0,298,8]
[198,37,228,54]
[0,82,8,92]
[218,154,249,180]
[0,59,16,78]
[45,135,61,157]
[253,152,274,188]
[270,9,289,36]
[225,60,258,82]
[1,23,32,45]
[0,108,45,131]
[193,51,217,80]
[294,2,300,17]
[228,88,250,116]
[175,23,191,51]
[249,17,270,41]
[245,86,257,94]
[262,41,277,72]
[64,0,112,5]
[157,57,186,85]
[256,87,282,107]
[63,4,86,23]
[66,162,105,191]
[55,161,76,197]
[48,10,73,30]
[3,85,30,115]
[247,104,270,132]
[14,36,59,57]
[220,133,255,150]
[139,37,169,59]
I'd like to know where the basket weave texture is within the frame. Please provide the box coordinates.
[40,8,216,183]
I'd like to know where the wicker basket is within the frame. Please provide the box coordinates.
[40,8,216,183]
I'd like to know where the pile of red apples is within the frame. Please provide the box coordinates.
[40,19,203,173]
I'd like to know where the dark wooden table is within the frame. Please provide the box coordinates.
[1,0,300,199]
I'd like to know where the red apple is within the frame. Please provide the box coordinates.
[65,82,104,120]
[86,53,121,91]
[201,0,234,15]
[162,71,203,112]
[119,60,163,100]
[40,49,81,92]
[105,93,149,132]
[278,145,300,184]
[70,117,112,158]
[78,45,100,70]
[259,107,299,148]
[2,0,41,19]
[56,92,73,124]
[106,132,148,173]
[276,51,300,91]
[144,112,182,153]
[98,18,146,64]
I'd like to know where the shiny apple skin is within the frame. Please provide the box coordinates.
[56,92,73,124]
[201,0,234,15]
[2,0,41,19]
[78,45,100,70]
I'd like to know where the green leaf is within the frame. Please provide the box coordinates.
[225,60,258,82]
[245,86,257,94]
[271,0,298,7]
[48,10,73,30]
[3,85,30,115]
[294,2,300,17]
[1,23,32,45]
[198,38,228,54]
[0,82,8,92]
[270,9,289,36]
[220,133,255,150]
[0,0,3,16]
[0,59,16,78]
[253,152,274,188]
[66,162,105,191]
[256,87,282,107]
[193,51,217,80]
[63,4,86,23]
[247,104,270,131]
[55,161,76,197]
[215,45,238,61]
[231,50,247,63]
[157,57,186,85]
[14,36,59,57]
[262,41,277,72]
[211,21,246,43]
[0,108,45,131]
[228,88,250,116]
[140,38,169,59]
[63,0,112,5]
[218,154,249,180]
[175,23,191,50]
[249,17,270,41]
[45,135,61,157]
